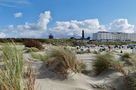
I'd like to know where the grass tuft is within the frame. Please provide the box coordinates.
[0,43,36,90]
[25,62,35,90]
[26,47,40,53]
[46,47,79,79]
[124,75,136,90]
[77,61,86,73]
[122,53,131,58]
[0,43,24,90]
[92,53,125,75]
[31,52,47,61]
[121,53,136,66]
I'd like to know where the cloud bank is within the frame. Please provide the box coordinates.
[109,19,134,33]
[51,19,106,38]
[0,11,135,38]
[0,11,51,38]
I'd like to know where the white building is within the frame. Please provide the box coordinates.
[93,31,136,42]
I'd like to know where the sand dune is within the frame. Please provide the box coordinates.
[0,45,133,90]
[27,60,125,90]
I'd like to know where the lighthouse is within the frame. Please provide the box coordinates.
[82,30,85,40]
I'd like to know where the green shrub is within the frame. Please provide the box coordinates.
[24,40,43,50]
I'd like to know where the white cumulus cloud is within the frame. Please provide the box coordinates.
[14,12,23,18]
[1,11,51,38]
[38,11,51,30]
[109,19,134,33]
[1,10,135,38]
[50,19,106,38]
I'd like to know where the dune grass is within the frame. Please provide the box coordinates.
[77,61,86,72]
[26,47,40,53]
[45,47,81,78]
[0,43,24,90]
[31,52,47,61]
[0,43,35,90]
[122,53,131,58]
[92,53,125,75]
[92,53,136,89]
[25,62,35,90]
[121,53,136,66]
[121,53,136,90]
[124,75,136,90]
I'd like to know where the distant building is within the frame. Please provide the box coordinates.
[93,31,136,42]
[48,34,54,39]
[86,37,90,40]
[70,37,76,39]
[81,30,85,40]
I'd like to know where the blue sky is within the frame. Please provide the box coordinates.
[0,0,136,38]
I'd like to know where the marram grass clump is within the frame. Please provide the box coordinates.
[31,52,47,61]
[92,53,125,75]
[26,47,40,53]
[0,43,35,90]
[124,75,136,90]
[45,47,81,78]
[25,62,35,90]
[122,53,131,58]
[0,43,24,90]
[121,53,136,66]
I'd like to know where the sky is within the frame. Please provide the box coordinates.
[0,0,136,38]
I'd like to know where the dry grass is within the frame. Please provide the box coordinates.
[124,75,136,90]
[119,53,136,90]
[25,62,35,90]
[121,53,136,66]
[122,53,131,58]
[46,47,79,79]
[0,43,36,90]
[31,52,47,61]
[26,47,40,53]
[77,61,86,72]
[0,43,24,90]
[122,53,136,90]
[93,53,125,75]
